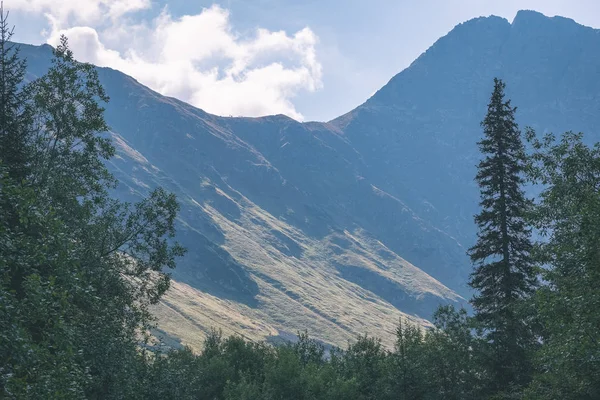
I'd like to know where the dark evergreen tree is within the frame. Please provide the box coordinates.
[468,78,537,394]
[0,3,31,181]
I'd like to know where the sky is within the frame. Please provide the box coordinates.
[8,0,600,122]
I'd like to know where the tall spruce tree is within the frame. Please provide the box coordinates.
[468,78,536,394]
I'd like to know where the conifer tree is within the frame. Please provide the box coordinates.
[0,2,31,181]
[468,78,536,393]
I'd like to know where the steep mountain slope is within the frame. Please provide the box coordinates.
[18,9,600,349]
[333,10,600,250]
[17,41,464,349]
[97,73,463,349]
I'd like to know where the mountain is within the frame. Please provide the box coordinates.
[17,10,600,349]
[334,10,600,244]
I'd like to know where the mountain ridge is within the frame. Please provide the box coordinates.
[16,9,600,349]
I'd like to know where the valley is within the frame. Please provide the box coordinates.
[17,9,600,350]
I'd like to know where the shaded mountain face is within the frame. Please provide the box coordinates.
[333,10,600,247]
[17,10,600,348]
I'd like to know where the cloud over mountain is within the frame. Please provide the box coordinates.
[13,1,322,120]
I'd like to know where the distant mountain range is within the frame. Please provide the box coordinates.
[18,9,600,349]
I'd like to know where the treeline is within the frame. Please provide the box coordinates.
[1,11,599,399]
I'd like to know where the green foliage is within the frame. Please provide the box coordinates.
[389,320,427,399]
[134,317,483,400]
[0,12,184,398]
[468,78,537,394]
[340,334,388,399]
[524,130,600,399]
[423,306,482,400]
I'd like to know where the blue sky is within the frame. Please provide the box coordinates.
[10,0,600,121]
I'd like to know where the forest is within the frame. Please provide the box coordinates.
[0,12,599,400]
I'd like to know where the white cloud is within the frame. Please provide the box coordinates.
[10,1,322,120]
[9,0,150,25]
